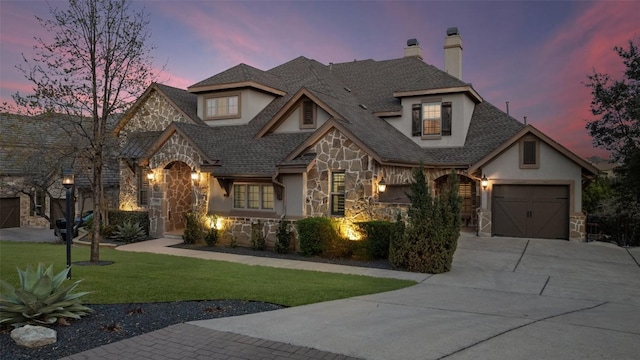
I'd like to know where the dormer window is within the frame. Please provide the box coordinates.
[204,92,240,120]
[300,99,316,129]
[412,101,452,138]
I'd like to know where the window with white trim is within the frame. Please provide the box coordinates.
[331,172,345,216]
[233,184,274,210]
[204,93,240,119]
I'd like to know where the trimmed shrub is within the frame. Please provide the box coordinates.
[183,212,204,244]
[204,215,219,247]
[251,220,266,250]
[296,217,340,256]
[275,217,292,254]
[388,214,407,268]
[356,220,393,259]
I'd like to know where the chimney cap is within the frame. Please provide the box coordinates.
[446,27,459,36]
[407,38,419,47]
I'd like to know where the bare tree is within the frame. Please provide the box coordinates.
[11,0,156,262]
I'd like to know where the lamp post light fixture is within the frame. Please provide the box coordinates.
[377,177,387,193]
[481,174,488,190]
[62,169,74,279]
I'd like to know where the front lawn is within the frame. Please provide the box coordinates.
[0,241,414,306]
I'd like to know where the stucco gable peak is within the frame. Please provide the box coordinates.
[469,124,598,175]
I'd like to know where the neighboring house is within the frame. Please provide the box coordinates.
[586,156,619,178]
[0,113,120,229]
[114,28,597,245]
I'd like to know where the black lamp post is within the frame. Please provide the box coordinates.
[62,169,74,279]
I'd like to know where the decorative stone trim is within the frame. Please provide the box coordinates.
[569,212,586,242]
[477,209,491,237]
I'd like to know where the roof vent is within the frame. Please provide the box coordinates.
[359,104,368,110]
[446,27,459,36]
[407,38,419,47]
[344,87,352,92]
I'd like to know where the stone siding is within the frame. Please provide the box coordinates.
[569,213,586,242]
[217,216,297,250]
[305,129,375,222]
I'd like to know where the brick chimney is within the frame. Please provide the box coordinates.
[404,38,423,60]
[444,27,462,79]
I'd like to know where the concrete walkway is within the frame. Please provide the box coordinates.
[65,234,640,359]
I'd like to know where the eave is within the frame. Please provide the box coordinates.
[393,85,483,104]
[187,81,286,97]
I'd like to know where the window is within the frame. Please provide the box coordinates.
[138,167,149,206]
[520,139,540,168]
[412,101,452,137]
[233,184,274,210]
[204,93,240,119]
[331,172,345,216]
[422,102,441,136]
[30,189,45,216]
[300,99,316,128]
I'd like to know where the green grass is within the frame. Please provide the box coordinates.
[0,242,414,306]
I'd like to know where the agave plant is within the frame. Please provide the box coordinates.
[0,263,93,326]
[113,221,147,243]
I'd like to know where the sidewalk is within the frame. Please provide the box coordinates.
[64,235,640,360]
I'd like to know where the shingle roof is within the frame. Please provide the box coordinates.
[171,122,311,176]
[155,84,204,125]
[0,113,120,187]
[140,54,528,176]
[188,63,286,93]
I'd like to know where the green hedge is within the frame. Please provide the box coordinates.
[108,210,150,237]
[296,217,341,257]
[356,220,393,259]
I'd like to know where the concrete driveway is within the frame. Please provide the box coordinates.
[0,227,58,243]
[192,234,640,359]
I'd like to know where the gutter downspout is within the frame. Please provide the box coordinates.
[272,170,286,216]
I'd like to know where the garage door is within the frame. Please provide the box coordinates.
[0,197,21,228]
[492,185,569,239]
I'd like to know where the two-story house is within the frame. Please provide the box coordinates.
[114,28,597,246]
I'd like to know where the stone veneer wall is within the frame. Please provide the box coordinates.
[569,213,586,242]
[146,134,208,237]
[217,216,298,250]
[305,129,374,223]
[118,90,193,213]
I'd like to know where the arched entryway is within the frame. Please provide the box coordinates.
[163,161,192,233]
[435,174,479,229]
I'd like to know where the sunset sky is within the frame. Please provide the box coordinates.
[1,0,638,159]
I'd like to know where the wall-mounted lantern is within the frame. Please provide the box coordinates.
[481,174,488,190]
[191,170,200,187]
[377,177,387,193]
[146,170,154,182]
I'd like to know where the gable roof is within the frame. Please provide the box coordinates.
[468,124,599,176]
[114,83,205,135]
[188,63,287,95]
[132,55,543,176]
